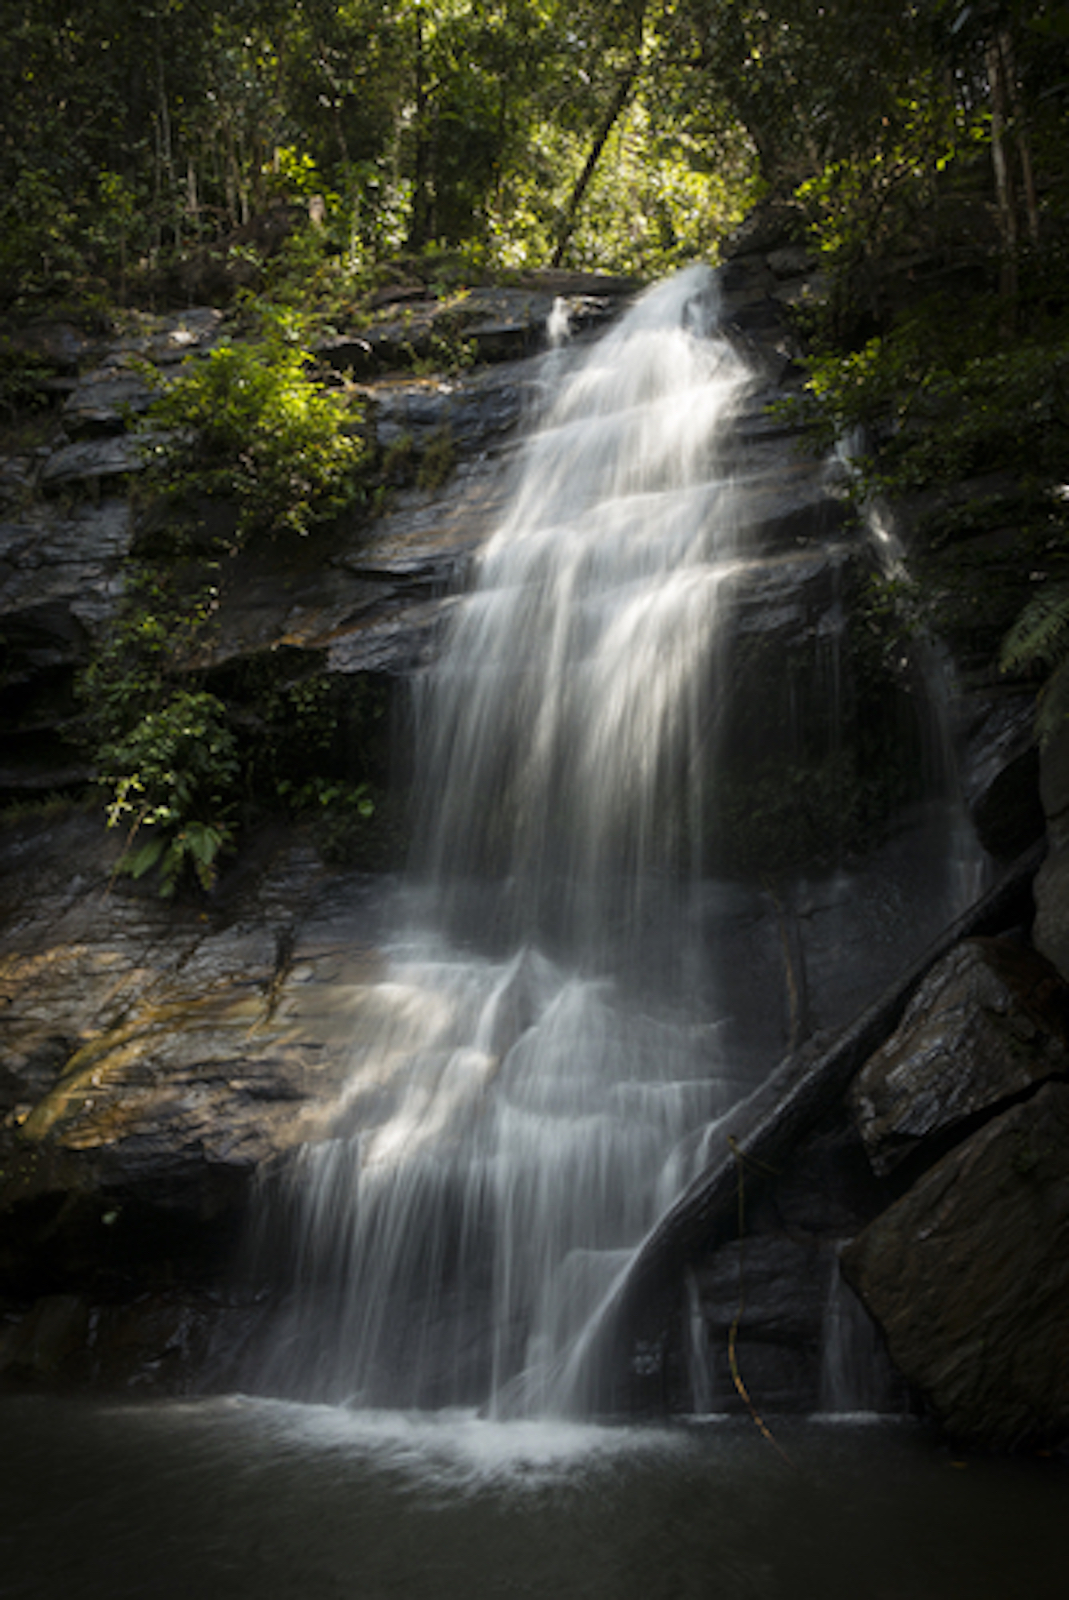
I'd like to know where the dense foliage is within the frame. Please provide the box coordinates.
[140,303,365,538]
[0,0,758,302]
[83,562,242,896]
[85,552,383,895]
[1,4,1062,314]
[82,301,376,894]
[3,4,1064,309]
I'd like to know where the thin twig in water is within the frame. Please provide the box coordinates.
[727,1135,796,1469]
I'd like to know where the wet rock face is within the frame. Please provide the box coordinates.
[0,1287,264,1394]
[0,308,228,795]
[0,500,133,790]
[0,288,631,796]
[833,916,1069,1449]
[0,811,390,1314]
[0,236,1052,1415]
[686,1229,903,1420]
[843,1082,1069,1449]
[850,938,1069,1177]
[959,690,1045,860]
[316,277,637,375]
[688,1233,831,1415]
[1031,683,1069,985]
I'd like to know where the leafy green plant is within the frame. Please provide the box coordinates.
[0,167,84,305]
[101,689,239,896]
[1000,578,1069,749]
[81,555,237,897]
[783,307,1069,504]
[139,303,366,540]
[1001,584,1069,679]
[84,568,388,894]
[403,328,476,378]
[84,565,218,719]
[379,432,417,487]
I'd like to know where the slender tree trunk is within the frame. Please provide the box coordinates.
[186,157,199,228]
[155,44,178,248]
[1017,125,1040,246]
[986,35,1018,311]
[152,116,163,256]
[1000,28,1040,245]
[407,6,434,250]
[310,38,351,169]
[224,121,238,230]
[551,66,639,268]
[493,78,509,211]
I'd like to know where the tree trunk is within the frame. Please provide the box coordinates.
[999,28,1040,246]
[987,34,1018,309]
[407,6,434,250]
[550,66,639,269]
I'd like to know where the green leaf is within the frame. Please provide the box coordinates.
[127,837,166,878]
[1001,584,1069,676]
[184,822,221,867]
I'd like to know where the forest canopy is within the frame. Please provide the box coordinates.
[1,1,1064,309]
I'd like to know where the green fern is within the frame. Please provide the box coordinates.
[1000,584,1069,676]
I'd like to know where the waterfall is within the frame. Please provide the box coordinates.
[257,267,763,1414]
[410,267,752,962]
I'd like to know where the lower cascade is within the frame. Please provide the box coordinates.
[251,266,966,1416]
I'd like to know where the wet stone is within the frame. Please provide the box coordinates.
[850,937,1069,1177]
[62,367,155,436]
[843,1082,1069,1448]
[40,436,148,488]
[0,816,391,1311]
[0,502,131,623]
[319,282,631,376]
[370,359,533,453]
[687,1233,831,1414]
[960,690,1044,859]
[102,306,226,366]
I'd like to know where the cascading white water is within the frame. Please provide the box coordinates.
[262,268,762,1414]
[411,268,754,963]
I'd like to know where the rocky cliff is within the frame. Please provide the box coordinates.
[1,223,1065,1449]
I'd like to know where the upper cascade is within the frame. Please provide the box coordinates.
[413,265,754,964]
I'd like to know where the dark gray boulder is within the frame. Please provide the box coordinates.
[843,1082,1069,1449]
[40,435,148,488]
[688,1233,829,1415]
[849,937,1069,1176]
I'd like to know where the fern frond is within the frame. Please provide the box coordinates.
[1000,583,1069,675]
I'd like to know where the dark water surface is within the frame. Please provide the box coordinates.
[2,1396,1065,1598]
